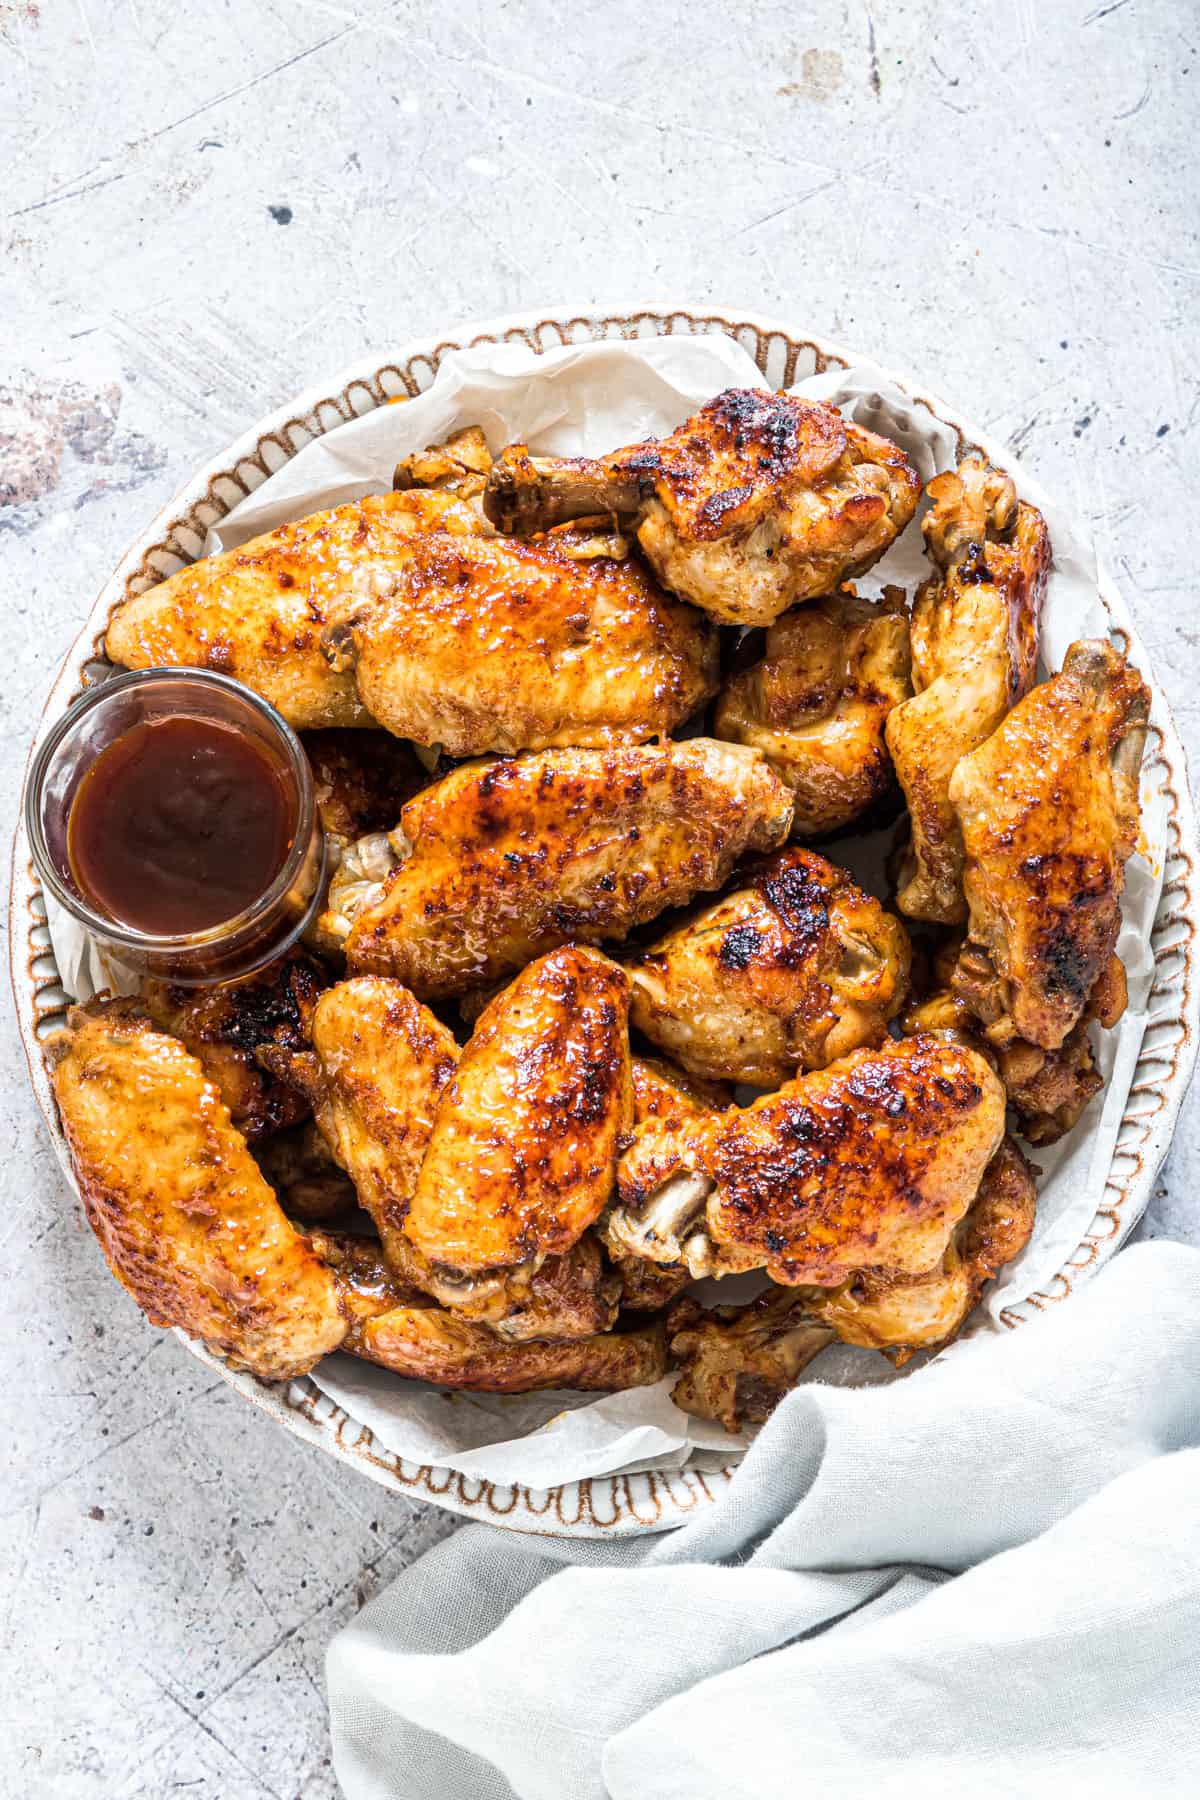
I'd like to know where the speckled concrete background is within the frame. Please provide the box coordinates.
[2,3,1197,1795]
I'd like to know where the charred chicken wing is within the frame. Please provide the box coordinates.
[715,587,912,835]
[950,639,1150,1050]
[484,389,920,627]
[887,456,1050,922]
[628,848,911,1088]
[608,1035,1005,1286]
[337,740,794,997]
[49,1002,345,1380]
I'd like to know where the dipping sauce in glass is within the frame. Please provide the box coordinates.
[67,715,297,935]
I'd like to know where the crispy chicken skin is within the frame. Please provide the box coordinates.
[950,639,1150,1050]
[350,1307,668,1392]
[260,976,458,1276]
[49,1002,345,1380]
[324,531,717,756]
[630,1055,732,1122]
[887,456,1050,923]
[668,1291,835,1433]
[668,1137,1037,1429]
[143,952,325,1141]
[628,848,911,1088]
[484,389,921,628]
[800,1137,1038,1360]
[104,489,483,730]
[608,1035,1005,1286]
[340,740,794,997]
[406,948,633,1276]
[715,588,912,835]
[302,729,429,847]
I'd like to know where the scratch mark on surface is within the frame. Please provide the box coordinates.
[867,12,881,96]
[1084,0,1131,22]
[140,26,355,144]
[9,169,127,218]
[1114,78,1151,120]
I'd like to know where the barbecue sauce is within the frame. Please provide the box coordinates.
[67,716,296,936]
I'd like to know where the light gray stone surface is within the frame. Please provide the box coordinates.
[1,2,1197,1795]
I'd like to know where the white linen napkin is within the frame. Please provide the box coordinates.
[327,1241,1200,1799]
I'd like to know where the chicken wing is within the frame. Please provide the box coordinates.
[350,1306,668,1392]
[48,1001,345,1380]
[799,1136,1037,1360]
[668,1291,836,1432]
[393,424,493,500]
[627,847,911,1088]
[886,455,1050,922]
[949,639,1150,1049]
[337,740,794,997]
[714,588,912,835]
[405,948,632,1277]
[254,1123,362,1224]
[259,975,458,1276]
[302,729,429,848]
[607,1035,1005,1286]
[143,951,325,1141]
[324,530,718,755]
[104,489,482,730]
[484,389,921,627]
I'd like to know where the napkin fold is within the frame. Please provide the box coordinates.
[328,1241,1200,1799]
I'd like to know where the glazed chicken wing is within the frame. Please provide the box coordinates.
[950,639,1150,1050]
[324,530,717,755]
[104,489,482,730]
[484,389,920,627]
[308,1229,649,1386]
[608,1035,1005,1286]
[335,740,794,997]
[260,975,458,1276]
[302,729,429,847]
[886,455,1050,922]
[143,951,325,1141]
[799,1136,1037,1359]
[715,588,912,835]
[628,847,911,1088]
[405,948,632,1277]
[49,1002,345,1380]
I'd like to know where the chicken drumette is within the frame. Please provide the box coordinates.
[950,638,1149,1050]
[627,847,911,1088]
[714,587,912,835]
[886,455,1050,923]
[484,388,920,627]
[607,1035,1005,1286]
[326,740,794,998]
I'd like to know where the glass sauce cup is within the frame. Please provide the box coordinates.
[26,668,325,986]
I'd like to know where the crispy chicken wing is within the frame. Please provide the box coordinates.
[337,740,794,997]
[104,489,482,729]
[324,530,717,755]
[393,424,493,500]
[260,975,458,1275]
[608,1035,1005,1286]
[143,952,325,1141]
[484,389,920,627]
[627,848,911,1088]
[350,1305,668,1392]
[799,1137,1037,1360]
[405,948,632,1276]
[715,588,912,834]
[886,456,1050,922]
[668,1290,835,1432]
[49,1001,345,1380]
[950,639,1150,1049]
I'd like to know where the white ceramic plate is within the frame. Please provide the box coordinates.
[13,304,1199,1537]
